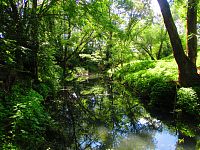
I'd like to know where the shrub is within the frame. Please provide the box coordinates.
[10,89,46,148]
[1,82,54,149]
[132,71,167,97]
[114,60,177,82]
[114,60,156,81]
[177,87,200,116]
[114,60,179,112]
[2,143,19,150]
[119,62,176,100]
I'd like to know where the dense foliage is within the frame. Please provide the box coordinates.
[0,0,200,149]
[114,54,200,115]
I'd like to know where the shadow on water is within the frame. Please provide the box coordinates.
[57,75,200,150]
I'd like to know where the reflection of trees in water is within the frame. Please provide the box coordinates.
[117,134,155,150]
[55,77,159,149]
[55,77,197,149]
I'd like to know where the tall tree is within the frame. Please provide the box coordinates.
[0,0,57,81]
[157,0,200,86]
[186,0,198,65]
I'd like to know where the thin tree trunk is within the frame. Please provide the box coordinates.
[157,0,200,86]
[63,17,71,87]
[9,0,24,69]
[157,30,167,60]
[31,0,39,81]
[141,46,155,60]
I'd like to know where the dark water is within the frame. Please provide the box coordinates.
[59,76,199,150]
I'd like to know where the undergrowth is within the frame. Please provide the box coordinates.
[113,59,200,116]
[0,82,59,150]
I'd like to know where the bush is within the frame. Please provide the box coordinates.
[10,89,46,149]
[114,60,156,81]
[114,60,177,83]
[115,60,176,99]
[1,82,54,149]
[177,87,200,116]
[114,60,179,112]
[2,143,19,150]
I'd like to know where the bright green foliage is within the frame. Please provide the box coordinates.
[176,122,196,138]
[38,44,62,86]
[177,87,200,116]
[0,0,199,149]
[113,59,179,112]
[114,60,156,80]
[1,83,55,149]
[114,57,200,116]
[114,60,177,94]
[133,24,171,60]
[2,143,19,150]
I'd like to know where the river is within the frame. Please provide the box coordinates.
[58,75,199,149]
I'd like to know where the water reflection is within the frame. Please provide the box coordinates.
[56,77,199,149]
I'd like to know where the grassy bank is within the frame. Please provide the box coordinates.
[113,57,200,118]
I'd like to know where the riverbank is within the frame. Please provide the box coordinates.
[113,58,200,137]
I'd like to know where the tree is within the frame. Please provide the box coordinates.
[0,0,57,81]
[157,0,200,86]
[186,0,198,65]
[134,24,170,60]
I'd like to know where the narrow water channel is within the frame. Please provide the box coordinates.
[59,76,199,149]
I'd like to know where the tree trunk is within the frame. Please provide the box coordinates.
[63,17,72,87]
[157,0,200,86]
[157,30,167,60]
[141,46,155,60]
[29,0,39,81]
[186,0,198,65]
[157,39,163,60]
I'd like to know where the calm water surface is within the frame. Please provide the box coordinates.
[62,76,199,149]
